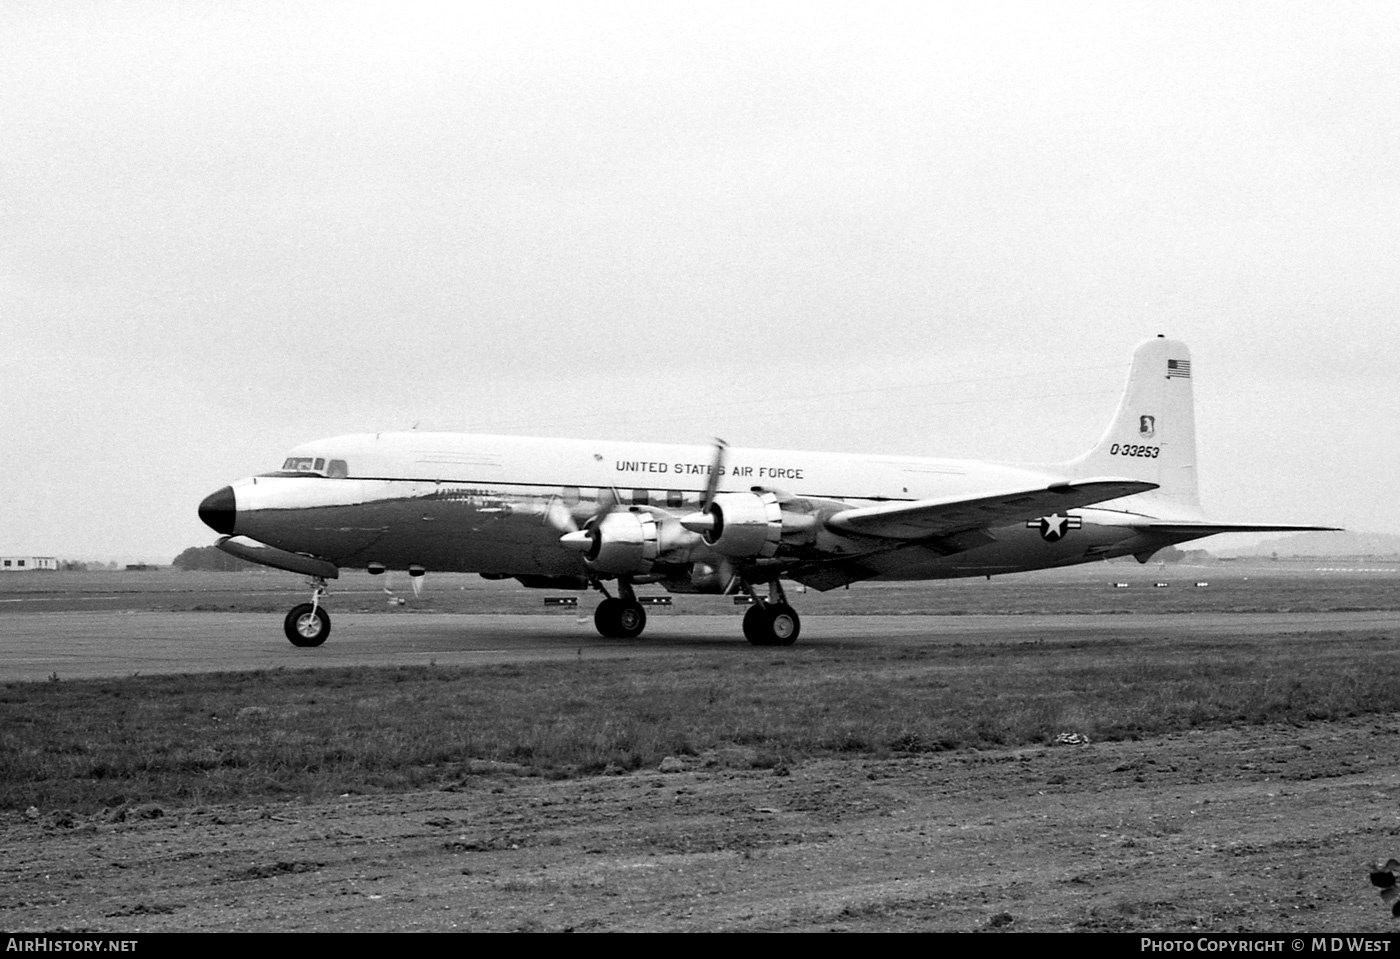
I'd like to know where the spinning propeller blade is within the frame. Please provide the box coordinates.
[680,439,728,536]
[554,486,624,550]
[700,439,728,511]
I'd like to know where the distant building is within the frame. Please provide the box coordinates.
[1,556,58,572]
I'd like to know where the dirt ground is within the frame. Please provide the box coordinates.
[5,714,1400,933]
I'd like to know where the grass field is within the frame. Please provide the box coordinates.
[2,559,1399,615]
[2,566,1398,816]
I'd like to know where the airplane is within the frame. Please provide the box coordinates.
[198,336,1336,648]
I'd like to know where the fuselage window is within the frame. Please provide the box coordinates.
[631,488,649,506]
[327,459,348,478]
[561,485,580,506]
[666,489,684,508]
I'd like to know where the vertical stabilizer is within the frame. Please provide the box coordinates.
[1064,336,1202,518]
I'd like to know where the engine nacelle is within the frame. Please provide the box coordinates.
[690,491,782,559]
[566,509,659,575]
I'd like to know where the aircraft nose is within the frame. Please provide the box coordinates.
[198,486,236,535]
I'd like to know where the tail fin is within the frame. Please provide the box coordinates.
[1064,336,1203,519]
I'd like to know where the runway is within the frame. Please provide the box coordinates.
[2,608,1395,683]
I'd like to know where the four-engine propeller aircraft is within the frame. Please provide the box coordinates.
[198,337,1335,648]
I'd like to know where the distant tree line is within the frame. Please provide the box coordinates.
[171,546,260,571]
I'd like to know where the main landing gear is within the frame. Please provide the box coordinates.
[592,578,647,639]
[587,576,802,646]
[741,579,801,647]
[284,578,331,647]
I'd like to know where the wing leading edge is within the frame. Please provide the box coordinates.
[825,478,1158,541]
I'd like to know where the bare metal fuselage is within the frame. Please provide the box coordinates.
[215,432,1178,589]
[197,338,1332,646]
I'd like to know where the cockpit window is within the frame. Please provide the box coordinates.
[265,456,349,478]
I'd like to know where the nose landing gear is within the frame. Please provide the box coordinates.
[283,578,331,647]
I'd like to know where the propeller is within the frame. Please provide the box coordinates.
[556,487,624,552]
[554,439,727,554]
[544,496,579,535]
[680,439,728,536]
[700,438,728,511]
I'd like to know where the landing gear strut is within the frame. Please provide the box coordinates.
[741,579,800,647]
[592,577,647,639]
[284,577,331,647]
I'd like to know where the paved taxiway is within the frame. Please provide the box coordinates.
[1,609,1395,682]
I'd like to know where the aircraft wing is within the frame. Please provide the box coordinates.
[824,478,1158,541]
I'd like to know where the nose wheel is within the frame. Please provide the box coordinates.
[284,578,331,647]
[284,604,331,647]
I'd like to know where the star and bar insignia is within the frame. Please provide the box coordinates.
[1028,513,1083,542]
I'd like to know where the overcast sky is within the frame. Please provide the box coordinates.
[3,1,1397,562]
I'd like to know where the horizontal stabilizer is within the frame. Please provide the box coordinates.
[826,478,1158,541]
[1133,522,1342,537]
[216,536,340,579]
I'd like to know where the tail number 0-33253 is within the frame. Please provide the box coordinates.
[1110,444,1160,457]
